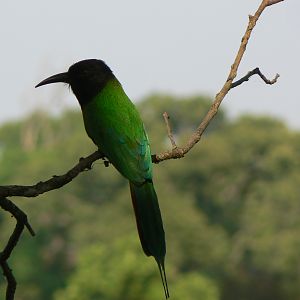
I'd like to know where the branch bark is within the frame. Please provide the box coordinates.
[154,0,284,163]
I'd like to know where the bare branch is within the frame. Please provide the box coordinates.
[0,152,105,298]
[231,67,280,89]
[0,150,104,198]
[163,112,177,149]
[0,197,35,300]
[154,0,284,163]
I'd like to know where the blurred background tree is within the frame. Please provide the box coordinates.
[1,94,300,300]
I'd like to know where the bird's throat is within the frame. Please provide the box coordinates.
[71,75,116,107]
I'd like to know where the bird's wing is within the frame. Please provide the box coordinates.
[100,125,153,184]
[81,86,153,184]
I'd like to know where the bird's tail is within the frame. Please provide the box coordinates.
[129,180,169,299]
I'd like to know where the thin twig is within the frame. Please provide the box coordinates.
[267,0,284,6]
[153,0,284,163]
[231,67,280,89]
[163,112,177,149]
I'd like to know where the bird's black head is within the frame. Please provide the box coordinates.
[36,59,115,105]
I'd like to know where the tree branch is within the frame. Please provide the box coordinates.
[230,67,280,89]
[153,0,284,163]
[0,151,105,300]
[0,151,104,198]
[0,197,35,300]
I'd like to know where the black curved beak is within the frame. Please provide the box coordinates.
[35,72,69,88]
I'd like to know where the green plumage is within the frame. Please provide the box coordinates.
[35,59,169,298]
[82,79,169,297]
[82,79,152,183]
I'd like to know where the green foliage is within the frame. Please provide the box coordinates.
[54,237,219,300]
[0,94,300,300]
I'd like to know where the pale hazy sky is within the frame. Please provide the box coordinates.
[0,1,299,128]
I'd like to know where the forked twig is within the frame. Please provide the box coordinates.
[154,0,284,162]
[231,67,280,89]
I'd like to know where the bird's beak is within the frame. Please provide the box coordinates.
[35,72,69,88]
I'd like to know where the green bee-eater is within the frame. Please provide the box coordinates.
[36,59,169,298]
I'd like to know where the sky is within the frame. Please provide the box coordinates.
[0,1,299,128]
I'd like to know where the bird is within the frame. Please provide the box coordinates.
[35,59,169,298]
